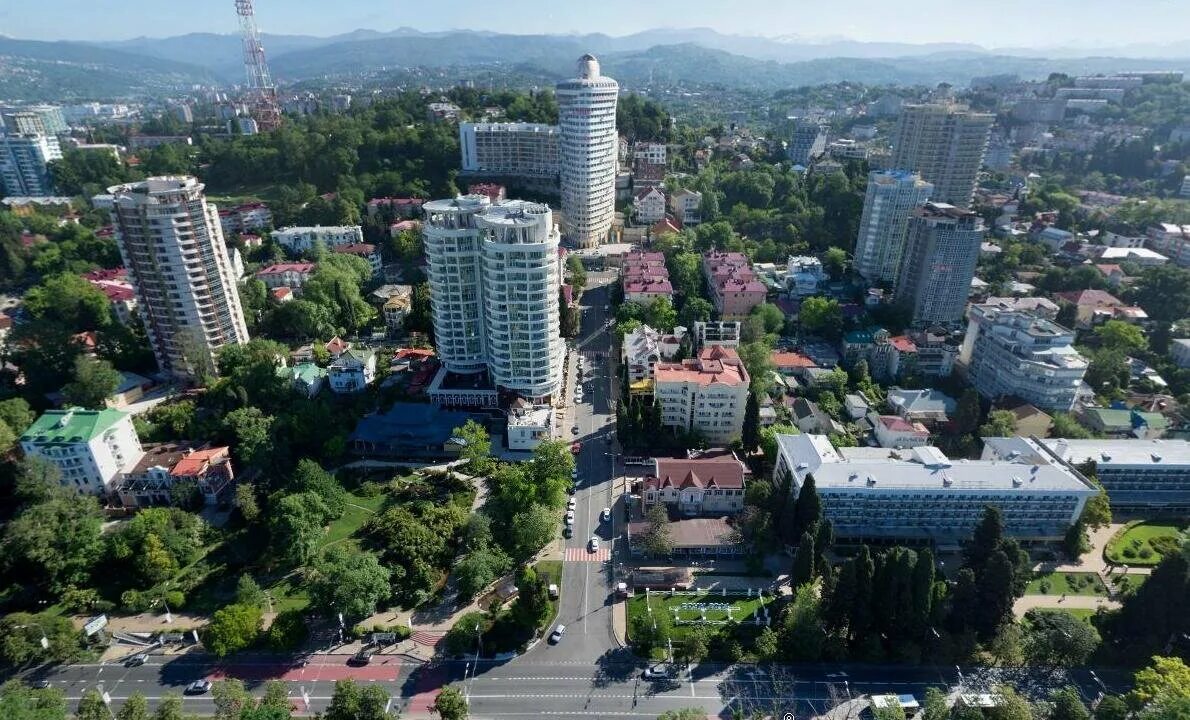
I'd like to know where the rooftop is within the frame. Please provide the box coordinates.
[654,346,748,387]
[777,433,1095,493]
[257,262,316,275]
[984,436,1190,468]
[22,408,130,445]
[646,456,745,491]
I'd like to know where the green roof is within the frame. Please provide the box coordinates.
[1083,407,1169,430]
[22,408,130,445]
[277,362,327,385]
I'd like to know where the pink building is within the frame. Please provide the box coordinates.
[367,197,425,219]
[622,251,673,305]
[703,251,767,318]
[256,262,316,290]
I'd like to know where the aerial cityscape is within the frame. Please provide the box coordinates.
[0,2,1189,720]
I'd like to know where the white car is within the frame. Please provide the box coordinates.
[549,624,567,643]
[642,665,671,680]
[600,507,611,522]
[588,536,600,552]
[565,511,575,525]
[571,468,578,480]
[567,498,577,511]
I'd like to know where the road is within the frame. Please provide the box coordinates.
[14,271,1135,717]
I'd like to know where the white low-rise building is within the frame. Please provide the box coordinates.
[773,433,1097,543]
[642,454,747,516]
[20,408,144,495]
[633,187,666,224]
[786,255,825,296]
[271,225,364,253]
[870,413,931,449]
[692,321,741,349]
[622,324,687,383]
[328,348,377,394]
[506,403,553,451]
[668,189,703,226]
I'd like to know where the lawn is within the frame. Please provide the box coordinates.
[535,560,563,629]
[321,492,387,550]
[1106,572,1148,596]
[627,592,768,646]
[1105,522,1185,566]
[1026,571,1107,597]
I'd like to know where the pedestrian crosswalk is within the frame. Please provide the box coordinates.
[564,547,611,562]
[410,631,443,647]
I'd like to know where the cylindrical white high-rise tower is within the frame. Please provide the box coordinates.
[556,54,619,249]
[422,195,493,375]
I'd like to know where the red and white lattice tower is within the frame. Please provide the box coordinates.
[234,0,282,131]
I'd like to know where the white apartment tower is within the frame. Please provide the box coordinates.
[853,170,934,283]
[556,54,619,248]
[891,104,994,209]
[108,177,250,378]
[0,133,62,196]
[423,195,564,400]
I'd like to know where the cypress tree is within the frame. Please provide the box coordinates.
[792,473,822,538]
[791,526,817,587]
[911,547,936,635]
[851,544,875,640]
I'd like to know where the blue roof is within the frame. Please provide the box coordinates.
[349,402,482,458]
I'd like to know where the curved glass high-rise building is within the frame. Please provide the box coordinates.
[556,54,619,248]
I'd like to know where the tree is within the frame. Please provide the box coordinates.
[235,484,260,522]
[1132,656,1190,708]
[678,297,713,328]
[629,604,671,656]
[674,626,710,666]
[76,690,108,720]
[433,686,469,720]
[454,545,510,600]
[0,613,88,666]
[116,693,150,720]
[202,603,263,657]
[259,681,292,714]
[566,255,587,291]
[989,685,1036,720]
[973,550,1018,639]
[791,527,817,587]
[823,247,848,280]
[1095,697,1130,720]
[873,703,908,720]
[61,356,121,409]
[1095,320,1148,354]
[1131,265,1190,324]
[792,474,822,539]
[751,303,786,335]
[953,388,982,436]
[641,503,673,557]
[979,410,1018,439]
[509,504,556,559]
[2,490,104,595]
[1051,687,1091,720]
[152,695,185,720]
[644,296,677,331]
[1051,413,1092,439]
[800,296,844,338]
[211,679,251,720]
[923,687,950,720]
[454,420,493,474]
[269,491,332,565]
[308,546,392,621]
[964,506,1004,573]
[779,582,825,661]
[223,407,274,469]
[24,273,112,331]
[742,394,760,450]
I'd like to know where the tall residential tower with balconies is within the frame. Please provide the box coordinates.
[556,54,619,248]
[107,177,249,378]
[890,104,993,209]
[423,195,564,401]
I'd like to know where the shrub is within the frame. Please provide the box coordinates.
[265,609,309,651]
[164,590,185,608]
[1038,579,1052,594]
[1149,535,1180,557]
[1138,547,1154,559]
[1122,547,1138,559]
[120,590,149,613]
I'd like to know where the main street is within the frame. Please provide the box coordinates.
[15,271,1135,717]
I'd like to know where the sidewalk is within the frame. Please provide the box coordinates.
[1013,594,1120,616]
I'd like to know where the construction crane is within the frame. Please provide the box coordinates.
[234,0,282,131]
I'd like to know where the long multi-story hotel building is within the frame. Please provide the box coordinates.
[983,436,1190,514]
[890,104,993,209]
[107,177,249,377]
[423,194,563,401]
[556,54,619,248]
[853,170,934,283]
[459,122,560,183]
[896,202,984,328]
[961,302,1088,412]
[774,433,1096,545]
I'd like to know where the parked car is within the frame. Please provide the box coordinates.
[567,498,577,511]
[184,679,212,695]
[30,680,50,689]
[562,525,573,539]
[549,624,567,644]
[125,654,148,668]
[565,511,575,525]
[588,536,600,552]
[600,507,611,522]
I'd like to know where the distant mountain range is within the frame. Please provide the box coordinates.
[0,27,1186,101]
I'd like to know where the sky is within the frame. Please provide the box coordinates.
[2,0,1188,48]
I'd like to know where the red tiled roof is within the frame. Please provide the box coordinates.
[889,335,918,353]
[645,457,745,491]
[1054,289,1121,306]
[170,447,230,477]
[270,287,292,300]
[877,415,927,433]
[81,267,127,282]
[651,218,682,235]
[325,336,349,355]
[257,262,316,275]
[333,243,378,256]
[654,346,748,387]
[394,348,434,360]
[771,351,816,369]
[93,281,135,301]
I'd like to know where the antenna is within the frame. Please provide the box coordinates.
[234,0,282,131]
